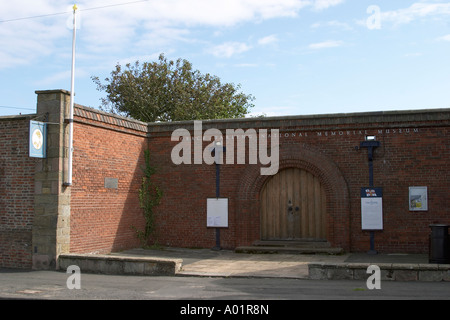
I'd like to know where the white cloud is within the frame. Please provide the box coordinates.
[311,20,352,30]
[103,0,311,27]
[308,40,344,49]
[355,2,450,29]
[437,34,450,42]
[404,52,423,58]
[258,35,279,46]
[33,70,72,87]
[134,28,192,53]
[312,0,345,11]
[0,1,73,69]
[380,2,450,25]
[0,0,347,70]
[0,19,68,69]
[235,63,258,68]
[209,42,252,58]
[0,1,67,22]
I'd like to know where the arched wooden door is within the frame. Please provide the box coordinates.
[260,168,327,240]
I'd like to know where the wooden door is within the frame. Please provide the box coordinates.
[260,168,327,240]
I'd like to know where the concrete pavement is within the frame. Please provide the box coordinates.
[100,247,449,281]
[113,247,348,278]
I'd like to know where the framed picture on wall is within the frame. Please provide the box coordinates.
[409,187,428,211]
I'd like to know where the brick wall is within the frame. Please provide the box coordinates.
[147,110,450,253]
[0,115,36,268]
[69,106,148,254]
[1,95,449,270]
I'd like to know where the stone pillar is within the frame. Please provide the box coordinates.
[32,90,71,270]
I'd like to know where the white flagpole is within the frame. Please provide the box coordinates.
[66,4,77,186]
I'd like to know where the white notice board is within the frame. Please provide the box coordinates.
[361,188,383,230]
[361,198,383,230]
[207,198,228,228]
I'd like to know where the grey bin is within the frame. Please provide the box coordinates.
[429,224,450,264]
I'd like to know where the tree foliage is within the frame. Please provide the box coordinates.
[92,54,255,122]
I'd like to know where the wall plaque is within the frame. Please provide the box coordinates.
[104,178,118,189]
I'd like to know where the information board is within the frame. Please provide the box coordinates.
[207,198,228,228]
[361,187,383,230]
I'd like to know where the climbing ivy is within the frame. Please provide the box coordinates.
[132,150,162,247]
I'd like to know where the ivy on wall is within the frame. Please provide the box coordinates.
[132,150,162,247]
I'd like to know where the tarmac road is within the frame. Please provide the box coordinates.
[1,268,449,301]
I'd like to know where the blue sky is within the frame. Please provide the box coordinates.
[1,0,449,117]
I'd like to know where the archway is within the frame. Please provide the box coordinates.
[235,143,350,250]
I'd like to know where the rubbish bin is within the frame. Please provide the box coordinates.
[429,224,450,264]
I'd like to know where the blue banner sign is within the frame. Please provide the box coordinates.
[29,121,47,158]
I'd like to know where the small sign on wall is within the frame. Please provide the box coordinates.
[104,178,119,189]
[361,187,383,230]
[409,186,428,211]
[29,121,47,158]
[207,198,228,228]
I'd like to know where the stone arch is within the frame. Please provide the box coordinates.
[235,143,350,250]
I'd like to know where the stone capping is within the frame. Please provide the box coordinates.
[36,93,449,136]
[147,108,450,134]
[34,89,148,134]
[73,104,148,133]
[58,253,183,276]
[308,262,450,282]
[31,90,450,135]
[0,114,36,121]
[35,89,71,95]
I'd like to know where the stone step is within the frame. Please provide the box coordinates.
[252,240,331,248]
[235,245,344,255]
[58,253,182,276]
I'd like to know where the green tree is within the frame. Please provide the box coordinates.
[92,54,254,122]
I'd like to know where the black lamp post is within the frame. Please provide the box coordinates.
[212,141,225,251]
[360,136,381,255]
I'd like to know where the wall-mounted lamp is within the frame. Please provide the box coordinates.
[360,138,380,162]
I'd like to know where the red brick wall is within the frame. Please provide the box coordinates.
[148,136,225,248]
[0,116,36,268]
[147,112,450,253]
[2,106,447,266]
[69,107,148,254]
